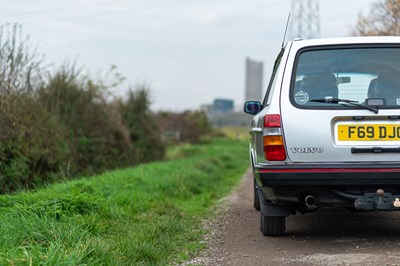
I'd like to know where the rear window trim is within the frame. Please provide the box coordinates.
[290,43,400,111]
[263,47,285,107]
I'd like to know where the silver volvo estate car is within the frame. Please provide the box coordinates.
[244,37,400,236]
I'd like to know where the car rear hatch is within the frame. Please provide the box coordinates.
[280,45,400,163]
[281,109,400,163]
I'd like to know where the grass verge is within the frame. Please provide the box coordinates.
[0,138,248,265]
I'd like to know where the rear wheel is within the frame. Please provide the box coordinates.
[253,179,260,211]
[260,213,286,236]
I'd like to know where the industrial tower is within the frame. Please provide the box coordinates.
[289,0,321,40]
[245,57,263,102]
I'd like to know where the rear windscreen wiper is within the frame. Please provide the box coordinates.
[310,98,379,114]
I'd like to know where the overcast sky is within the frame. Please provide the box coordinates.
[0,0,375,111]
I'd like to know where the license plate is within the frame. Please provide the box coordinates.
[338,124,400,141]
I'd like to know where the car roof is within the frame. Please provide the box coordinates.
[290,36,400,48]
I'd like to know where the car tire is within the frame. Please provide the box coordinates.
[253,179,260,211]
[260,213,286,236]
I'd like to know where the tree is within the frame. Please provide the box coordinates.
[353,0,400,36]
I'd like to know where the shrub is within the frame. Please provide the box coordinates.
[0,23,67,191]
[119,86,165,162]
[38,67,134,175]
[0,94,70,191]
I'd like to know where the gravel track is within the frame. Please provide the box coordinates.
[184,170,400,265]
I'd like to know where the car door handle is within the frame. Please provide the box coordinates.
[250,128,263,133]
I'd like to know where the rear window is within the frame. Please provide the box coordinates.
[292,46,400,109]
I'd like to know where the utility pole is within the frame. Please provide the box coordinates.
[289,0,321,40]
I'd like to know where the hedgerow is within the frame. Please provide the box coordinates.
[0,23,166,191]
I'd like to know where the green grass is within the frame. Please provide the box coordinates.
[0,138,249,265]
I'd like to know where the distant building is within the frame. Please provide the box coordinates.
[245,57,264,102]
[212,98,234,113]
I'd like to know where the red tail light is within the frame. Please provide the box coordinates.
[263,114,286,161]
[264,114,281,127]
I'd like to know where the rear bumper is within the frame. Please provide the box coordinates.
[255,163,400,208]
[256,163,400,187]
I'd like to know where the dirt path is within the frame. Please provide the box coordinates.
[184,170,400,265]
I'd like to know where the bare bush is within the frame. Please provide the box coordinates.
[352,0,400,36]
[0,23,44,94]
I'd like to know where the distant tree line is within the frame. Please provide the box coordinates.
[156,110,213,144]
[0,23,213,192]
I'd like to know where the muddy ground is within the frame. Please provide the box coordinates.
[184,170,400,266]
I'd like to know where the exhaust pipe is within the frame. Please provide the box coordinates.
[305,195,317,207]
